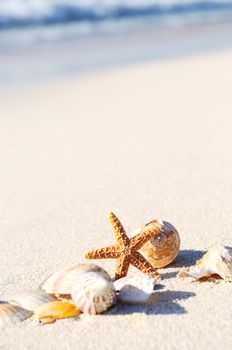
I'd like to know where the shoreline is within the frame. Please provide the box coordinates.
[1,20,232,89]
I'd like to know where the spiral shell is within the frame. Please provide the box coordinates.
[140,220,180,268]
[178,245,232,281]
[9,289,56,312]
[0,303,32,328]
[40,263,111,297]
[71,272,116,315]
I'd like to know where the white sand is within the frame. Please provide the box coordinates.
[0,50,232,349]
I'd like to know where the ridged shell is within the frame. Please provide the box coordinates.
[40,263,111,296]
[114,275,157,304]
[0,303,32,328]
[178,245,232,281]
[33,300,81,324]
[140,220,180,268]
[9,289,56,311]
[71,272,116,315]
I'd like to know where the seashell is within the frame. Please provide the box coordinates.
[178,244,232,281]
[33,300,81,324]
[9,289,56,312]
[0,302,32,328]
[40,263,111,297]
[71,272,116,315]
[114,274,157,304]
[140,220,180,268]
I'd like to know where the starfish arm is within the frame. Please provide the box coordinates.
[130,220,164,251]
[109,212,130,246]
[85,244,121,259]
[130,251,160,278]
[115,254,131,280]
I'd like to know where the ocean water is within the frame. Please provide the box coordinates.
[1,0,232,47]
[1,0,232,27]
[1,1,232,87]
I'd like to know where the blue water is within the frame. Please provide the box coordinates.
[1,1,232,29]
[1,0,232,87]
[0,0,232,48]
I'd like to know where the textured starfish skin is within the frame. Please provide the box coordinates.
[85,212,164,280]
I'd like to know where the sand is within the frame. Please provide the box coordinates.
[0,50,232,349]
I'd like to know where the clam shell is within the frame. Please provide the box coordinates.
[40,263,111,296]
[140,220,180,268]
[9,289,56,312]
[71,272,116,315]
[33,300,81,324]
[114,275,157,304]
[0,302,32,328]
[178,245,232,281]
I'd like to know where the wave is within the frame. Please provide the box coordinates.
[1,0,232,29]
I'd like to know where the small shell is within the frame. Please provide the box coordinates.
[71,272,116,315]
[178,245,232,281]
[114,275,157,304]
[0,302,32,328]
[140,220,180,268]
[9,289,56,312]
[40,263,111,297]
[33,300,81,324]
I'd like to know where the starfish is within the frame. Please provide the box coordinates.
[85,212,164,280]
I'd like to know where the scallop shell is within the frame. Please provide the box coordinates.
[0,302,32,328]
[9,289,56,312]
[33,300,81,324]
[40,263,111,297]
[71,272,116,315]
[140,220,180,268]
[178,245,232,281]
[114,274,157,304]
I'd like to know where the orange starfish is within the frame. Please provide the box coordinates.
[85,212,164,280]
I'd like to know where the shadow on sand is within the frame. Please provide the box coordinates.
[171,249,206,268]
[161,271,178,279]
[107,289,196,316]
[105,250,202,316]
[154,249,206,280]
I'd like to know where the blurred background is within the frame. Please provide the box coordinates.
[1,3,232,348]
[1,0,232,86]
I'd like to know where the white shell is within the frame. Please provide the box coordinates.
[178,245,232,281]
[114,275,157,304]
[71,272,116,315]
[9,289,56,311]
[0,303,32,328]
[40,263,111,296]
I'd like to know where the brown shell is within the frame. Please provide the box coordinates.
[140,221,180,268]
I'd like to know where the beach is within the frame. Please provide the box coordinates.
[0,47,232,349]
[1,21,232,88]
